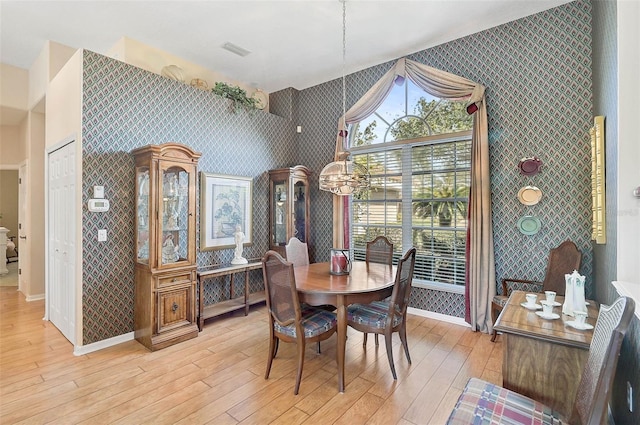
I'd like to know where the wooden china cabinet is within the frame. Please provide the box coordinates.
[268,166,311,258]
[132,143,201,351]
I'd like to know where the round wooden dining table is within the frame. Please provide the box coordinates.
[293,261,396,392]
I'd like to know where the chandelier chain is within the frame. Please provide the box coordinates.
[342,0,347,132]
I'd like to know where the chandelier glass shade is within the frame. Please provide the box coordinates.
[319,151,370,195]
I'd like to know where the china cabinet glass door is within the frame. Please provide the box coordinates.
[136,166,150,264]
[272,178,287,246]
[293,180,307,242]
[159,164,191,266]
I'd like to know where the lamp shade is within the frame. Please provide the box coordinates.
[319,151,370,196]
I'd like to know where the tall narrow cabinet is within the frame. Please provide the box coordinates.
[132,143,201,351]
[268,166,311,258]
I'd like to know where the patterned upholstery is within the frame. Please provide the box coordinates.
[446,378,564,425]
[347,247,417,380]
[492,295,508,308]
[450,297,635,425]
[274,307,337,338]
[347,301,402,328]
[262,250,337,395]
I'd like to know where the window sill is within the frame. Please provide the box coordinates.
[612,281,640,320]
[412,280,465,294]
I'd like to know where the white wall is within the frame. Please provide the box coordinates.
[105,36,263,102]
[617,0,640,284]
[0,125,26,164]
[28,41,76,109]
[45,48,84,344]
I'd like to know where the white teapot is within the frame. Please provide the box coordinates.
[562,270,586,317]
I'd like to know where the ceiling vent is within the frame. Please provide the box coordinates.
[221,42,251,57]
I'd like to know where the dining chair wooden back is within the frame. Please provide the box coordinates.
[366,235,394,265]
[491,240,581,341]
[447,296,635,425]
[285,237,309,267]
[347,247,417,379]
[261,250,337,395]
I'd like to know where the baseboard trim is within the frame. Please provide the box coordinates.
[408,307,470,328]
[73,332,135,356]
[26,293,45,301]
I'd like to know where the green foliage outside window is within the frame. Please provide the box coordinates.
[350,80,472,286]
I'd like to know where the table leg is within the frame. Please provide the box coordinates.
[198,276,204,331]
[337,295,346,393]
[244,269,249,315]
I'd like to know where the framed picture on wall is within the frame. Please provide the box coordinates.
[200,172,253,250]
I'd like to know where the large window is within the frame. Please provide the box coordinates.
[349,78,472,287]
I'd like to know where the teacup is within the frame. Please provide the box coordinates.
[545,290,556,304]
[540,300,554,316]
[525,293,538,307]
[574,310,588,326]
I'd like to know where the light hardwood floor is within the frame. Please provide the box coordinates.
[0,286,502,424]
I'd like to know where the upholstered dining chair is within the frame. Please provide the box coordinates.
[366,235,394,266]
[364,235,394,346]
[448,296,635,425]
[261,250,337,395]
[285,237,309,267]
[347,247,417,380]
[491,239,581,341]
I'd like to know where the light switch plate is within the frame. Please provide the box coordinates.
[93,185,104,199]
[98,229,107,242]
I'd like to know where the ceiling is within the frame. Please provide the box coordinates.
[1,0,572,94]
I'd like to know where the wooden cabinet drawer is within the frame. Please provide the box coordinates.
[157,272,192,288]
[156,284,194,334]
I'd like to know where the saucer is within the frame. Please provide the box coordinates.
[544,301,562,307]
[535,311,560,320]
[566,321,594,330]
[521,302,542,310]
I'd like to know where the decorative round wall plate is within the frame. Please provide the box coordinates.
[518,186,543,205]
[252,89,268,110]
[519,157,543,176]
[517,215,541,235]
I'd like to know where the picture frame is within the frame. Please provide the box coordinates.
[200,172,253,250]
[590,115,606,244]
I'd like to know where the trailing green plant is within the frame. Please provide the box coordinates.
[211,82,259,113]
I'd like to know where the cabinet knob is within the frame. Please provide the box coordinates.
[171,302,179,312]
[172,278,177,282]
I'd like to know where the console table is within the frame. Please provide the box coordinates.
[196,261,264,330]
[494,290,599,418]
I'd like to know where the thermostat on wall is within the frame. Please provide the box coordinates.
[88,198,110,212]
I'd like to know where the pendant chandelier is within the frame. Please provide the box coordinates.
[319,0,370,196]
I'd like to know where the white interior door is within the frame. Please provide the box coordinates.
[48,142,76,344]
[18,162,28,293]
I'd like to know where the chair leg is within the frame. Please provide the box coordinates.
[375,334,379,346]
[384,332,397,379]
[399,325,411,364]
[294,339,306,395]
[265,336,277,379]
[317,341,321,354]
[363,333,368,347]
[491,330,498,342]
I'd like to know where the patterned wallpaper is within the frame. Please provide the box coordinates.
[81,0,598,340]
[592,1,640,423]
[81,51,295,344]
[295,0,593,316]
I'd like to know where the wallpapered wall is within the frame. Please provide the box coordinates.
[80,0,597,342]
[81,51,296,344]
[592,1,640,423]
[288,0,594,317]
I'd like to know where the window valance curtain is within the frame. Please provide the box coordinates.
[331,57,495,332]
